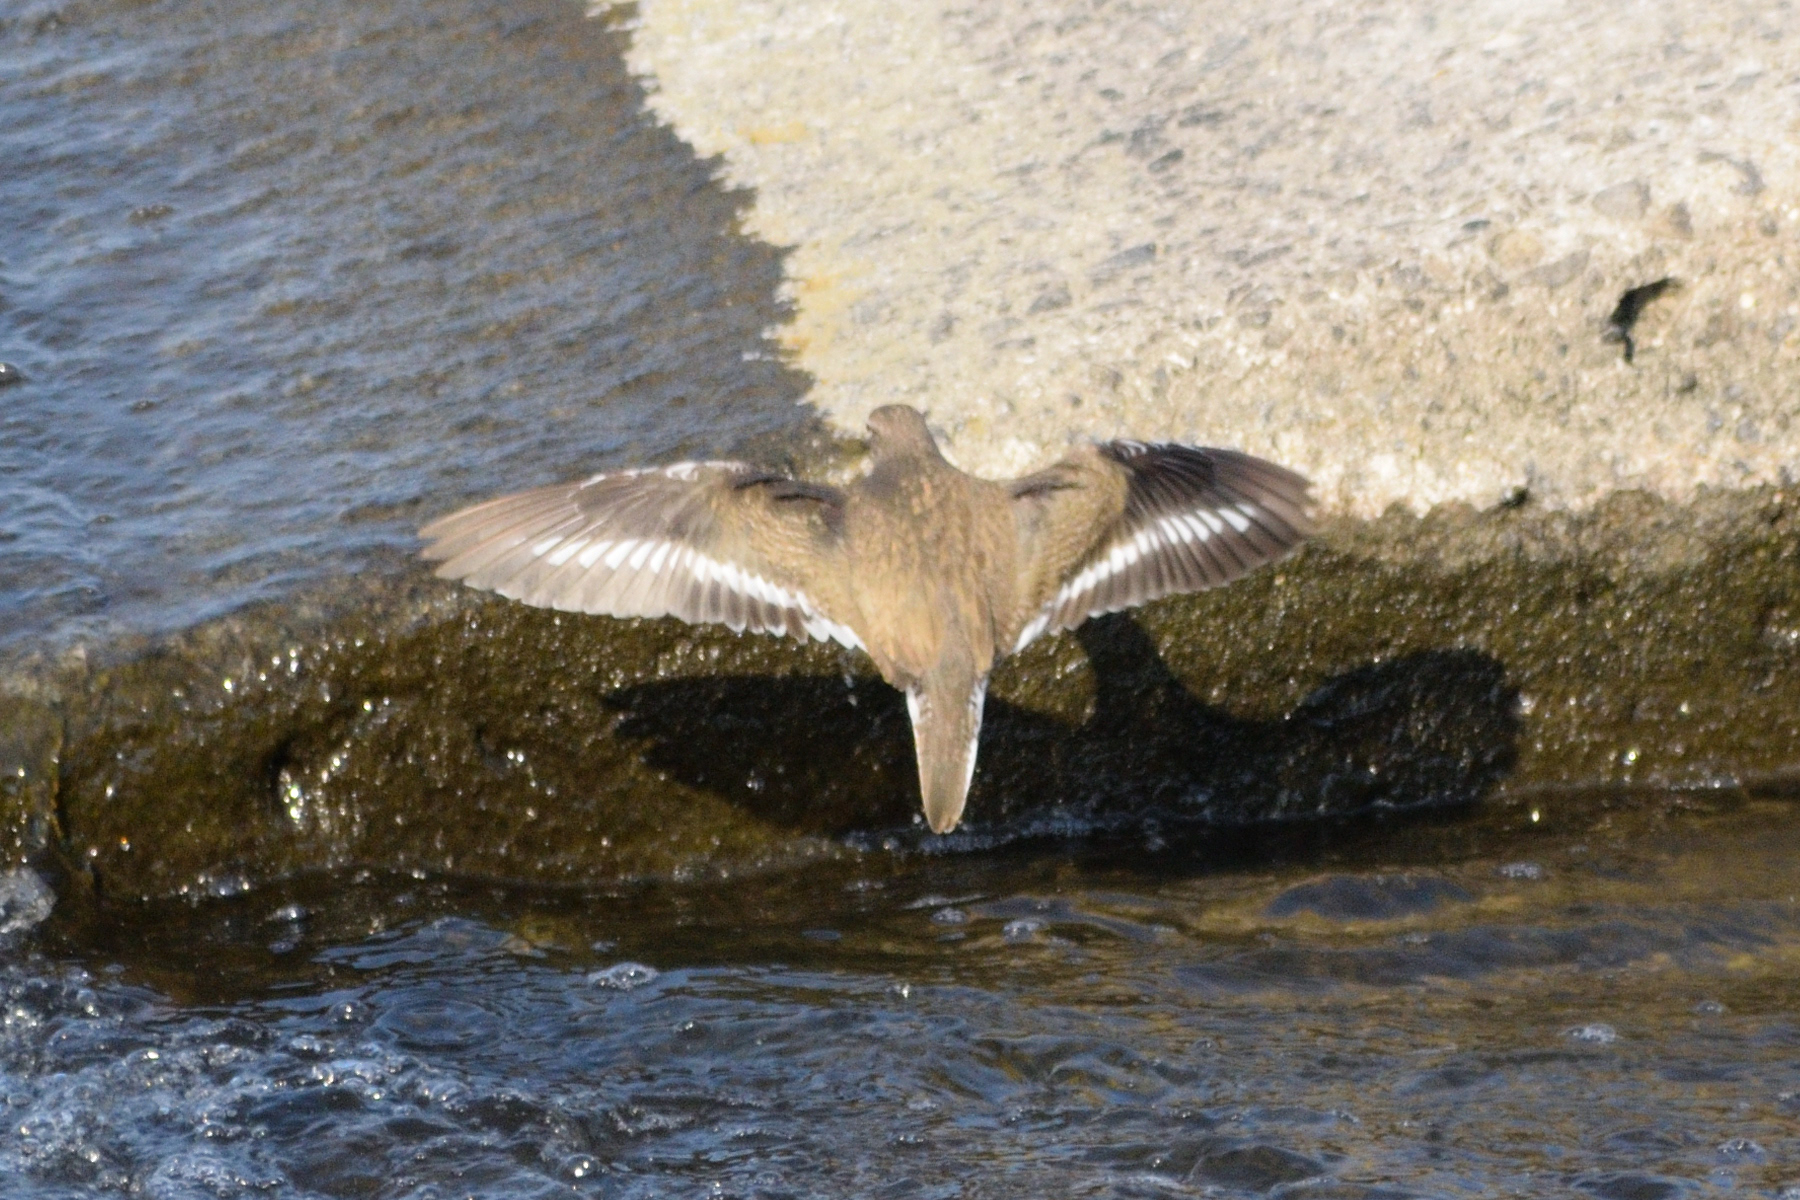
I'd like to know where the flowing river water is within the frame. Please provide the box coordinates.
[3,0,1799,1195]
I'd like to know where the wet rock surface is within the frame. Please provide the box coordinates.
[3,485,1794,900]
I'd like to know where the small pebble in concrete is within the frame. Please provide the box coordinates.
[1591,180,1651,220]
[0,363,24,387]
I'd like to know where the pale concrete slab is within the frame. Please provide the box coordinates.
[612,0,1799,514]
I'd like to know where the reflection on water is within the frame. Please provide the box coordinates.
[5,787,1798,1195]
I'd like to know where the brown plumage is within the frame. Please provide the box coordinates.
[419,405,1313,833]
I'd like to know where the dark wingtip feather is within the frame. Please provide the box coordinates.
[1028,441,1314,645]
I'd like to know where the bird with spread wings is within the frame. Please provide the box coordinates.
[421,405,1312,833]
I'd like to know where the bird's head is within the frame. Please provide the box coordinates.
[865,405,941,458]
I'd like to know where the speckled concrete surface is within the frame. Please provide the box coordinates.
[611,0,1799,514]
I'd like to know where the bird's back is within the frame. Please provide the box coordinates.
[841,451,1015,689]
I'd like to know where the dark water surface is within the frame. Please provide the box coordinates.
[0,0,809,654]
[5,787,1800,1196]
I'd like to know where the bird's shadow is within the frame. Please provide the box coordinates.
[604,614,1519,842]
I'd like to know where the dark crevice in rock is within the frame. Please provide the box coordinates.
[1604,276,1677,363]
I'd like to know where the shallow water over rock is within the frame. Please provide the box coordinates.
[7,786,1800,1195]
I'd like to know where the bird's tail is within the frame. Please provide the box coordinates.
[905,675,989,834]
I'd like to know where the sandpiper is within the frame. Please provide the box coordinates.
[420,405,1312,832]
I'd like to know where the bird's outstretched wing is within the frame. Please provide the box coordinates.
[420,463,862,648]
[1009,441,1313,651]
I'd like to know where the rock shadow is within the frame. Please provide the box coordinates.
[605,614,1519,841]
